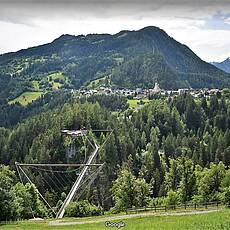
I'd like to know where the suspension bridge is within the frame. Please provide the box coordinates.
[15,128,112,218]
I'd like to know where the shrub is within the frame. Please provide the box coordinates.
[221,187,230,207]
[65,200,102,217]
[191,195,204,204]
[166,190,179,206]
[149,197,167,206]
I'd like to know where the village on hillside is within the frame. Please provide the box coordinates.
[75,81,222,99]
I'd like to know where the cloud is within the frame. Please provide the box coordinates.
[203,11,230,30]
[0,0,229,23]
[225,18,230,25]
[0,0,229,61]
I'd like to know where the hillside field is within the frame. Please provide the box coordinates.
[1,209,230,230]
[9,91,43,106]
[128,99,150,108]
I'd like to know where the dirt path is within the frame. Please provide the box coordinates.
[49,209,221,226]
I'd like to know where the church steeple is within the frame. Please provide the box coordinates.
[153,81,161,93]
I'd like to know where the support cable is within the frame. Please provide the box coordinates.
[18,165,56,216]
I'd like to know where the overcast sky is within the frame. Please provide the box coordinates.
[0,0,230,62]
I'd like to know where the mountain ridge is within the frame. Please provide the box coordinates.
[0,26,230,102]
[211,58,230,73]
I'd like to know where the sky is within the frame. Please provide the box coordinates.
[0,0,230,62]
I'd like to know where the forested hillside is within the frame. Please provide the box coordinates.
[1,91,230,220]
[1,26,230,104]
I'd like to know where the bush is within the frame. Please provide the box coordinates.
[191,195,204,204]
[12,183,47,219]
[221,187,230,207]
[149,197,167,206]
[166,190,179,206]
[65,200,102,217]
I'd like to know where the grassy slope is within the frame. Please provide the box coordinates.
[8,72,67,106]
[86,76,113,89]
[87,76,107,88]
[2,209,230,230]
[9,92,43,106]
[31,80,40,91]
[128,99,150,109]
[47,72,66,90]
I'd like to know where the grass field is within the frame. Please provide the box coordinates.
[1,209,230,230]
[8,72,68,106]
[9,91,43,106]
[87,76,108,89]
[32,72,68,91]
[31,80,40,91]
[128,99,150,109]
[47,72,67,90]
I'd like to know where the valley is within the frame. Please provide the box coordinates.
[1,25,230,229]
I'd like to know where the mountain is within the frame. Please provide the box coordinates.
[211,58,230,73]
[0,26,230,103]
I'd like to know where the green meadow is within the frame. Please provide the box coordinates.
[9,91,43,106]
[1,209,230,230]
[128,99,150,109]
